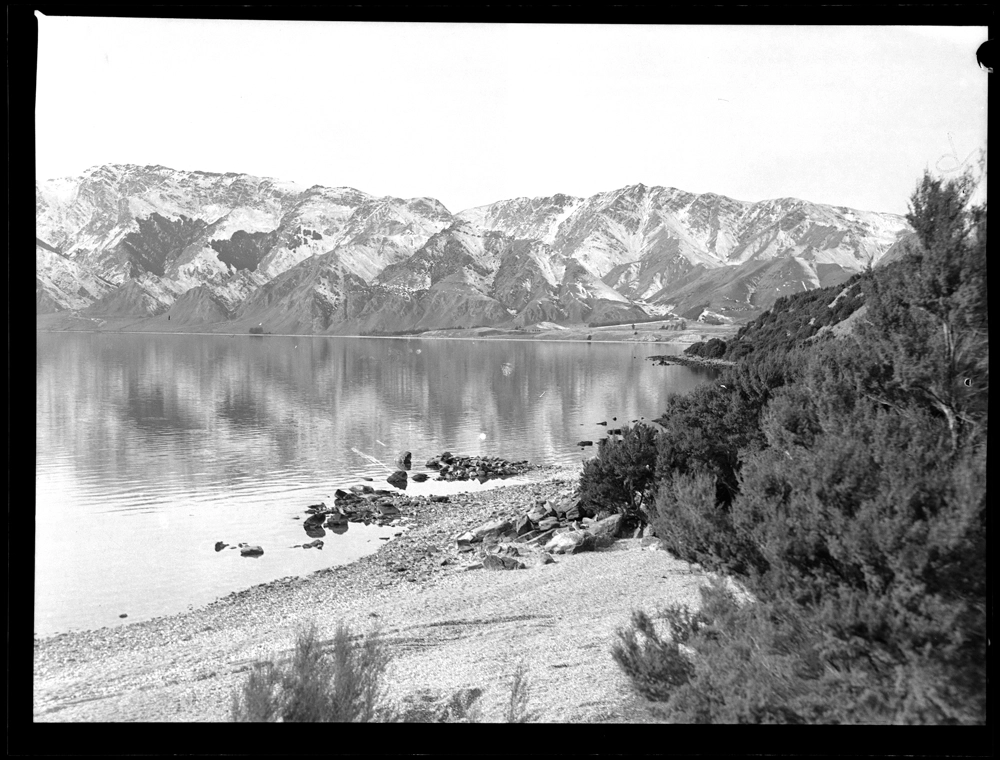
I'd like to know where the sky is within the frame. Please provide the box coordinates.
[35,16,988,216]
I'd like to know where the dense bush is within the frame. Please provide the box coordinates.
[611,169,987,724]
[578,423,658,526]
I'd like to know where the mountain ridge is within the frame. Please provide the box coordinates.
[36,163,912,332]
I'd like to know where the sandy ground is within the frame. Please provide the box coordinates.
[32,468,724,724]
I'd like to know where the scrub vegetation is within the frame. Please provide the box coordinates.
[594,170,987,724]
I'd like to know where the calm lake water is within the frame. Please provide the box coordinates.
[35,333,717,636]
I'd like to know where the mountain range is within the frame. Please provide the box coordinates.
[36,164,914,332]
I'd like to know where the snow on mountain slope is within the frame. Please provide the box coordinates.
[35,242,115,311]
[36,163,912,330]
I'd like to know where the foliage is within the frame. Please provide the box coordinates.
[231,622,391,722]
[611,606,701,703]
[722,271,869,362]
[504,660,539,723]
[578,423,658,524]
[684,337,727,359]
[610,170,986,724]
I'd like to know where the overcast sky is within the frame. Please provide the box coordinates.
[35,16,987,215]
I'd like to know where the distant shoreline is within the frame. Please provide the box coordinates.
[36,314,740,347]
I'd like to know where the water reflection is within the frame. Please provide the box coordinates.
[35,333,716,634]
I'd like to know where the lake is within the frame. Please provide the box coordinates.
[35,332,718,635]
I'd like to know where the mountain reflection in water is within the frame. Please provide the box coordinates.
[35,333,718,635]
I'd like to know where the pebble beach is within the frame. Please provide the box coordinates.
[33,465,721,724]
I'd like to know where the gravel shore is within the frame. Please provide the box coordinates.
[33,466,719,724]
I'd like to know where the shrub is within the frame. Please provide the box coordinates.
[578,423,658,525]
[614,580,832,724]
[685,337,727,359]
[649,469,759,576]
[611,606,702,703]
[231,622,392,722]
[504,660,539,723]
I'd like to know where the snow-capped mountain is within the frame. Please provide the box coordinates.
[35,164,912,330]
[35,164,453,315]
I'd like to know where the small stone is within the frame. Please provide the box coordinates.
[119,613,128,618]
[214,541,228,552]
[240,545,264,557]
[411,472,429,482]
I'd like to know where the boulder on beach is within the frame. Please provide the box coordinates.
[524,528,557,546]
[387,470,408,490]
[537,516,560,532]
[564,502,585,522]
[378,502,402,518]
[515,514,533,536]
[471,519,513,542]
[396,451,412,469]
[483,554,525,571]
[240,545,264,557]
[545,532,593,555]
[588,513,624,545]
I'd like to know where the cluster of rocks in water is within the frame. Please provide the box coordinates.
[215,451,535,556]
[214,541,264,557]
[386,451,534,490]
[296,486,450,541]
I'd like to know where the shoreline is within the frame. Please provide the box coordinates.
[34,465,575,645]
[32,464,719,723]
[36,318,739,347]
